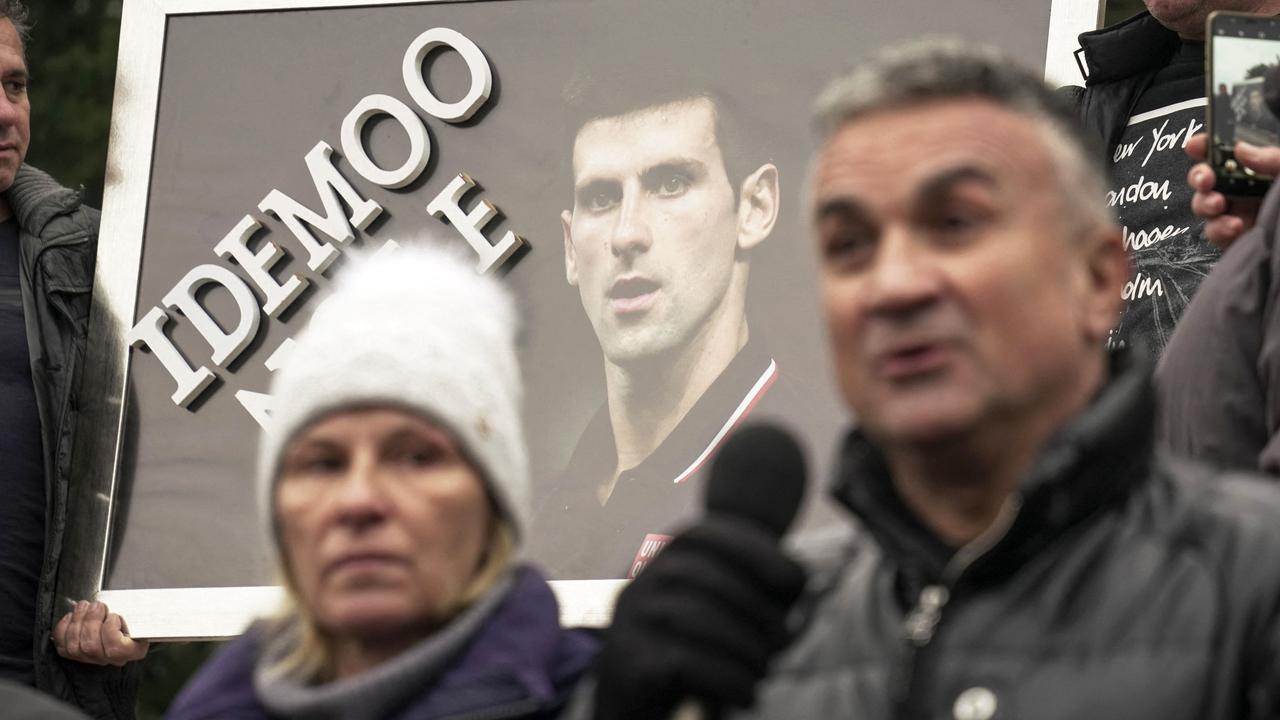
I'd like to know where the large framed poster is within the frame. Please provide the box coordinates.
[61,0,1102,639]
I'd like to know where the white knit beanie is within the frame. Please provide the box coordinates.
[256,242,529,544]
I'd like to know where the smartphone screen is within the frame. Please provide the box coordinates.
[1208,11,1280,196]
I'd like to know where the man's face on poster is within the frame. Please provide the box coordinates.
[560,98,754,366]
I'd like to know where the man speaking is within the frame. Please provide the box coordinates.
[588,42,1280,719]
[534,73,782,579]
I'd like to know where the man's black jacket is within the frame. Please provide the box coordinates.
[1065,11,1182,149]
[728,351,1280,718]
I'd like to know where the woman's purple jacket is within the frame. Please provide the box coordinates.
[165,566,599,720]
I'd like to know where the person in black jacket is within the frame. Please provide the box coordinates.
[1066,1,1280,356]
[0,2,147,717]
[1158,63,1280,475]
[587,41,1280,720]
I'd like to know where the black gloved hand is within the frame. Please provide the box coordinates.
[593,516,807,720]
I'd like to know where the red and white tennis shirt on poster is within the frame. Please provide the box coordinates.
[531,342,779,580]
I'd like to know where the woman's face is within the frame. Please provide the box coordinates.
[276,407,492,642]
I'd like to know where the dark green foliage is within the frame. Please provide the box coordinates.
[1246,60,1280,79]
[1106,0,1147,26]
[134,641,223,720]
[23,0,120,208]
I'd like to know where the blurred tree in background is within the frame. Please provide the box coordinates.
[1106,0,1147,26]
[24,0,121,208]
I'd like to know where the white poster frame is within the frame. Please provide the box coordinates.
[61,0,1103,640]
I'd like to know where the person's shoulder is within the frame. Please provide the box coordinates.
[8,164,98,238]
[751,520,887,690]
[1146,454,1280,568]
[494,565,600,670]
[1161,453,1280,514]
[165,629,269,720]
[1057,84,1086,107]
[1075,11,1180,85]
[790,519,883,605]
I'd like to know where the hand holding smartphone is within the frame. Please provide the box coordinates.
[1207,10,1280,196]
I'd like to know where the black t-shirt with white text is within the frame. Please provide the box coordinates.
[1106,40,1219,357]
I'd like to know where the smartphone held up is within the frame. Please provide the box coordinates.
[1208,10,1280,196]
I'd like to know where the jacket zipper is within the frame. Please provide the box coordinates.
[893,494,1023,717]
[31,228,93,525]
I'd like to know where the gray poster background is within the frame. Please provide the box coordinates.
[101,0,1052,591]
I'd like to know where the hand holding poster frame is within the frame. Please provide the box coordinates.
[61,0,1100,640]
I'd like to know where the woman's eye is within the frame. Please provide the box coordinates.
[289,455,343,477]
[392,445,442,468]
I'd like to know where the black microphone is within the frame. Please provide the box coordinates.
[705,423,808,537]
[672,424,808,720]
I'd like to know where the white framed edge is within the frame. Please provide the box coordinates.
[98,580,625,640]
[62,0,518,644]
[69,0,1101,642]
[1045,0,1106,87]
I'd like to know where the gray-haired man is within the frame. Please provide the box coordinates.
[589,41,1280,719]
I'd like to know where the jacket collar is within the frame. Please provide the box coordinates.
[1077,11,1181,86]
[409,564,597,719]
[253,565,596,720]
[563,339,775,487]
[833,349,1155,589]
[5,164,81,238]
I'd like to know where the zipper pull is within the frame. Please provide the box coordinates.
[892,583,952,713]
[903,584,949,647]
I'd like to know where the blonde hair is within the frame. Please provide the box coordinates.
[263,518,517,684]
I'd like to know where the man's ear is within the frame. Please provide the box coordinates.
[1079,224,1130,344]
[736,163,779,252]
[561,209,579,287]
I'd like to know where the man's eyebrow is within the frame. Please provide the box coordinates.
[573,157,708,196]
[913,165,998,207]
[573,170,616,189]
[640,158,706,183]
[814,196,874,226]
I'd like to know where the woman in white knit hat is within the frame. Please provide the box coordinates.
[167,243,597,720]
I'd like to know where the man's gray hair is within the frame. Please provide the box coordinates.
[813,39,1113,233]
[0,0,29,44]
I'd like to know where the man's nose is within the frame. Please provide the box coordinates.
[0,92,23,127]
[609,192,652,257]
[865,227,942,315]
